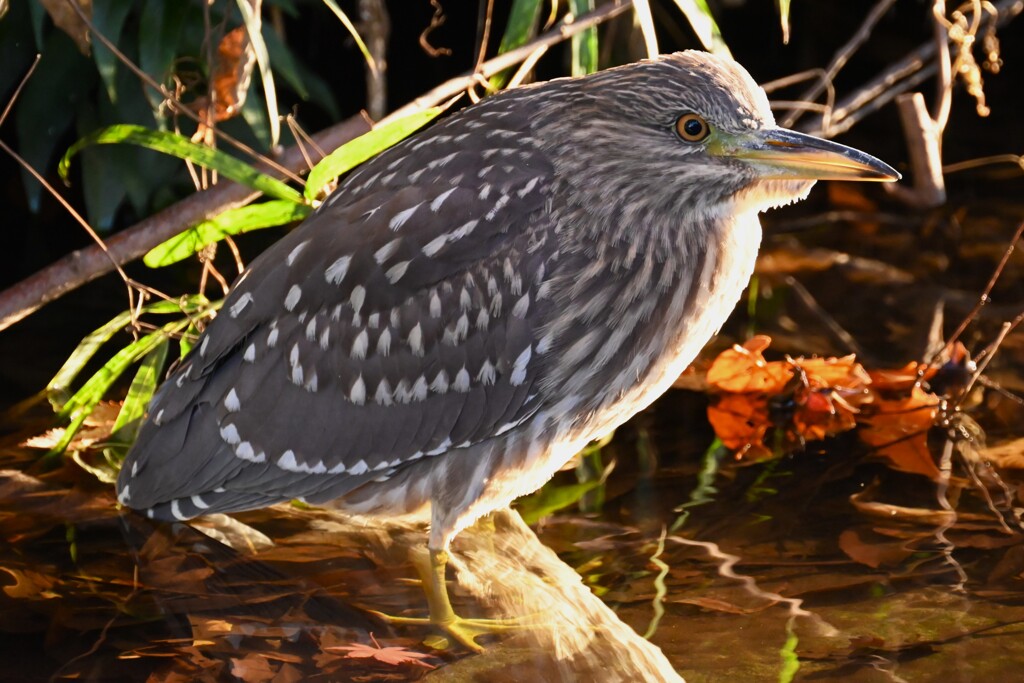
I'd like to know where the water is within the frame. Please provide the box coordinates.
[1,202,1023,681]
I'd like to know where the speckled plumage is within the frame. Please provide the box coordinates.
[117,51,839,551]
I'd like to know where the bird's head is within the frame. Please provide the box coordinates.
[536,51,899,230]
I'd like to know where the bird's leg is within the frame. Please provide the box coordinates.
[372,544,525,652]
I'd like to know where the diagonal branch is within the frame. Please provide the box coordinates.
[0,0,634,333]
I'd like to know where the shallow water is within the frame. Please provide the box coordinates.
[2,199,1023,681]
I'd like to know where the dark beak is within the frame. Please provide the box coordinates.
[729,128,900,182]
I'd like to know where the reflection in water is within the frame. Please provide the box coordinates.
[444,509,685,681]
[189,505,686,680]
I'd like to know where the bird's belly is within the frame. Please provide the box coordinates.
[569,210,762,446]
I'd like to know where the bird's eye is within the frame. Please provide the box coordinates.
[675,113,710,142]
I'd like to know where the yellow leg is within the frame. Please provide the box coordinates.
[371,546,523,652]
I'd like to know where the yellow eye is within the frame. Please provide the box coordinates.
[675,113,710,142]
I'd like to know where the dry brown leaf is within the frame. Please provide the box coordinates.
[38,0,92,54]
[859,386,941,479]
[838,528,914,568]
[230,654,278,683]
[325,640,437,669]
[707,393,771,458]
[706,335,792,394]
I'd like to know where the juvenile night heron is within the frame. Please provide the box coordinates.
[117,51,898,648]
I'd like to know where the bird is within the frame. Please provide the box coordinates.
[116,50,898,649]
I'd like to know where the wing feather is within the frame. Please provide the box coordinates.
[119,103,559,518]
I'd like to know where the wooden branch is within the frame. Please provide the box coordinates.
[0,0,634,333]
[0,117,370,332]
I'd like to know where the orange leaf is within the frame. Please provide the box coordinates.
[796,354,871,391]
[707,393,770,454]
[707,335,791,394]
[793,389,862,441]
[859,386,940,479]
[326,642,437,669]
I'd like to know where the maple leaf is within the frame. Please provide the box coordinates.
[325,636,437,670]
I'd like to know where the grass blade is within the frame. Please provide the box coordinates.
[569,0,598,76]
[60,124,303,203]
[319,0,378,77]
[633,0,660,59]
[671,0,732,57]
[489,0,544,89]
[51,319,189,456]
[46,297,209,409]
[304,107,442,201]
[236,0,281,149]
[110,337,169,438]
[144,200,311,267]
[778,0,791,44]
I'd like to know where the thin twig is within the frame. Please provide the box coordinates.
[0,0,633,332]
[781,0,896,129]
[383,0,633,125]
[920,220,1024,383]
[0,55,40,129]
[0,140,137,316]
[932,0,953,133]
[62,0,302,185]
[806,0,1021,137]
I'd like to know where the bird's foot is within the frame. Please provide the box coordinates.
[369,610,529,652]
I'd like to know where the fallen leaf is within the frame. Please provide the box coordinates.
[707,393,771,457]
[325,640,437,669]
[859,386,941,479]
[230,654,278,683]
[706,336,791,394]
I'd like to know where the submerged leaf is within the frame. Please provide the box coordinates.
[859,386,941,479]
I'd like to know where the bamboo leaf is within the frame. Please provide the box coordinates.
[52,320,189,456]
[144,200,311,267]
[91,0,133,105]
[304,107,442,201]
[111,338,169,438]
[671,0,731,57]
[489,0,543,89]
[569,0,598,76]
[46,297,209,410]
[60,124,303,203]
[236,0,281,149]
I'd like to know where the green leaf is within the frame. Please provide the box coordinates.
[109,338,169,445]
[304,107,442,201]
[51,320,190,457]
[144,200,311,267]
[516,479,606,525]
[60,124,304,203]
[16,31,96,212]
[46,297,210,410]
[139,0,191,113]
[90,0,133,105]
[236,0,280,149]
[670,0,731,57]
[319,0,377,77]
[489,0,543,89]
[58,320,188,421]
[569,0,597,77]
